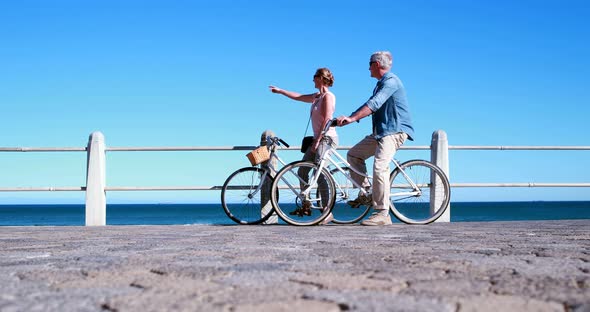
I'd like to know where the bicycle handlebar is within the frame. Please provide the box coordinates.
[322,118,338,133]
[266,136,290,148]
[278,138,290,148]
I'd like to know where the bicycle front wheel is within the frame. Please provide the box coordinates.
[221,167,275,225]
[271,161,336,226]
[329,167,371,224]
[389,160,451,224]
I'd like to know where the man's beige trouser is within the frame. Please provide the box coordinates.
[347,133,408,214]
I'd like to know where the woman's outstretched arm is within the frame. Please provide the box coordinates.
[269,85,317,103]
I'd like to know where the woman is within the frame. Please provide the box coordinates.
[269,67,338,224]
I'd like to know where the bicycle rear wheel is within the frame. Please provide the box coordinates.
[221,167,275,225]
[271,161,336,226]
[389,160,451,224]
[329,167,371,224]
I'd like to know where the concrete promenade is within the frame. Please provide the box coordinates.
[0,220,589,312]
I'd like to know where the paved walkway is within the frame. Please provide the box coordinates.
[0,220,589,312]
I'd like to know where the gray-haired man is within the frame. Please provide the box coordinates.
[336,51,414,225]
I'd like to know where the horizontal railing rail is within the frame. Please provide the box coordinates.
[448,146,590,150]
[0,187,86,191]
[4,145,589,152]
[104,146,433,151]
[3,183,589,192]
[0,147,87,152]
[1,130,589,225]
[105,186,222,191]
[452,183,590,187]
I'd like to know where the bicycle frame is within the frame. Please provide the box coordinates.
[313,142,421,199]
[304,118,424,200]
[272,125,424,207]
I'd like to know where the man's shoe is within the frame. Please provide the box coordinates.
[347,193,372,208]
[320,213,334,225]
[361,212,392,226]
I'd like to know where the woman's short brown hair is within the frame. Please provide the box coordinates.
[315,68,334,87]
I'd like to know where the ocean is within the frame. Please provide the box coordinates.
[0,201,589,226]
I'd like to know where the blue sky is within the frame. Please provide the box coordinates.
[0,0,588,204]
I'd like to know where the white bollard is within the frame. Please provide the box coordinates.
[431,130,451,222]
[260,130,278,224]
[85,132,106,226]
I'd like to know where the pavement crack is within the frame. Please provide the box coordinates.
[289,278,325,289]
[100,303,118,312]
[129,282,145,289]
[300,295,350,311]
[149,269,167,275]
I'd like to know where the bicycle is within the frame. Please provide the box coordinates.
[220,135,291,225]
[270,119,451,226]
[221,134,356,225]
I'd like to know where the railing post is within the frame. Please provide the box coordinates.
[85,132,106,226]
[261,130,278,224]
[431,130,451,222]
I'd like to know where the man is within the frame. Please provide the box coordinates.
[336,51,414,226]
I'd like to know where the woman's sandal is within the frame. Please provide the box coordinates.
[289,201,312,217]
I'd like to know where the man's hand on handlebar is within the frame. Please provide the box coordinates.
[336,105,371,126]
[336,116,354,127]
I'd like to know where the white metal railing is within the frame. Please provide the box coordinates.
[448,146,590,150]
[1,131,589,226]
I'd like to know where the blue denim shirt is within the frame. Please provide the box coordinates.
[355,72,414,140]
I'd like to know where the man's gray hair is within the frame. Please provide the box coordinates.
[370,51,393,69]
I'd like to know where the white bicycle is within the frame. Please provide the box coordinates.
[270,119,451,226]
